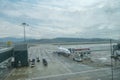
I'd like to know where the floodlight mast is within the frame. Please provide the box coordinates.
[22,23,29,42]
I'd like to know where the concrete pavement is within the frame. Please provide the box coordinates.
[5,44,120,80]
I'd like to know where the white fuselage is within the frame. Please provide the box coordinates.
[56,46,71,55]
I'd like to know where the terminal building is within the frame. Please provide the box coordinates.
[0,44,28,79]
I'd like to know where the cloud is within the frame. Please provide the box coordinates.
[0,20,23,38]
[0,0,120,39]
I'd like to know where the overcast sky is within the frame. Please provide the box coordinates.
[0,0,120,39]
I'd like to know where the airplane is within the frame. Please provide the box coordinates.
[54,46,71,56]
[54,46,91,61]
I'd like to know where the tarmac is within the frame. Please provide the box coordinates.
[5,44,120,80]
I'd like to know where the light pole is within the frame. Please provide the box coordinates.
[22,23,29,42]
[110,39,114,80]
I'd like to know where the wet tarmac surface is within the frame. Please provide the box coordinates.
[5,44,120,80]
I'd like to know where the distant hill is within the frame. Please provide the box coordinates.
[27,37,117,44]
[0,37,23,42]
[0,37,118,44]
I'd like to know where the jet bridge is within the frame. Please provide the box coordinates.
[14,44,28,67]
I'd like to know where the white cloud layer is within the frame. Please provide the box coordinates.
[0,0,120,39]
